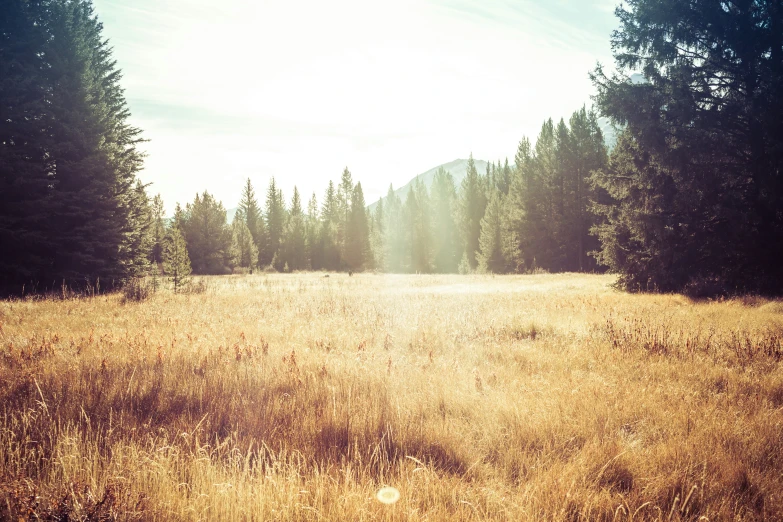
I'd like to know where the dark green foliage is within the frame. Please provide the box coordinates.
[0,0,51,293]
[265,178,286,269]
[431,168,460,273]
[150,194,165,265]
[478,192,506,273]
[591,131,690,292]
[345,182,371,271]
[162,225,191,292]
[305,192,320,270]
[180,192,232,274]
[0,0,146,294]
[382,185,405,272]
[370,198,385,272]
[237,178,267,267]
[320,180,340,271]
[230,215,258,272]
[336,167,354,265]
[457,154,487,270]
[283,187,306,271]
[591,0,783,294]
[121,181,154,280]
[502,110,606,274]
[404,179,432,273]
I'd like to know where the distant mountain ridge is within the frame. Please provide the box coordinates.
[368,158,489,211]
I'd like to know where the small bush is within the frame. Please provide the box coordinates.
[122,277,154,302]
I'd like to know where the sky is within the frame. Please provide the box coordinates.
[93,0,620,213]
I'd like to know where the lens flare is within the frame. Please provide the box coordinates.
[376,486,401,504]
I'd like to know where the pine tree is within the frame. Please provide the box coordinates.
[590,0,783,293]
[180,192,232,274]
[0,0,51,293]
[150,194,166,266]
[457,154,486,269]
[306,192,320,270]
[230,215,258,272]
[121,181,154,280]
[163,225,191,293]
[505,137,537,272]
[345,182,370,271]
[371,198,385,272]
[478,192,506,273]
[431,168,459,273]
[0,0,146,293]
[567,107,607,272]
[265,178,286,269]
[237,178,266,267]
[382,185,405,272]
[336,167,354,264]
[283,187,306,271]
[45,0,145,287]
[320,181,340,271]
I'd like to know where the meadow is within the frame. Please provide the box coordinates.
[1,273,782,521]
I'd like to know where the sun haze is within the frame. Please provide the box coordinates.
[93,0,617,212]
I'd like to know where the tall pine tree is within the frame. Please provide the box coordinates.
[591,0,783,294]
[1,0,146,293]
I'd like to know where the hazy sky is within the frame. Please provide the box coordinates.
[93,0,619,213]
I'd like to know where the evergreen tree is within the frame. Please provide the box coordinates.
[46,0,145,287]
[172,203,186,231]
[370,198,385,272]
[121,181,154,280]
[283,187,306,271]
[590,131,683,291]
[591,0,783,294]
[265,178,286,270]
[503,137,536,272]
[0,0,51,293]
[336,167,353,264]
[237,178,267,267]
[320,181,340,270]
[180,192,232,274]
[230,215,258,272]
[431,168,459,272]
[382,185,405,272]
[457,154,486,269]
[0,0,146,293]
[478,191,506,273]
[163,225,191,293]
[401,179,432,273]
[568,107,607,272]
[306,192,320,270]
[150,194,166,266]
[532,119,560,269]
[345,182,371,271]
[498,158,512,196]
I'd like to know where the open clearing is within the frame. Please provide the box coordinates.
[1,273,782,521]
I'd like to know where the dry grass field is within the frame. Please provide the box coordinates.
[1,273,782,521]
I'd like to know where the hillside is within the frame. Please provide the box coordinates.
[368,158,489,211]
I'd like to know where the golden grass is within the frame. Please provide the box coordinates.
[1,273,782,521]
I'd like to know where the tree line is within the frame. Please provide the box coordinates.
[148,105,605,279]
[2,0,781,296]
[156,169,373,276]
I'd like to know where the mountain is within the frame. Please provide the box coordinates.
[368,158,489,211]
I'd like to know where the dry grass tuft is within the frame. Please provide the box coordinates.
[1,273,782,520]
